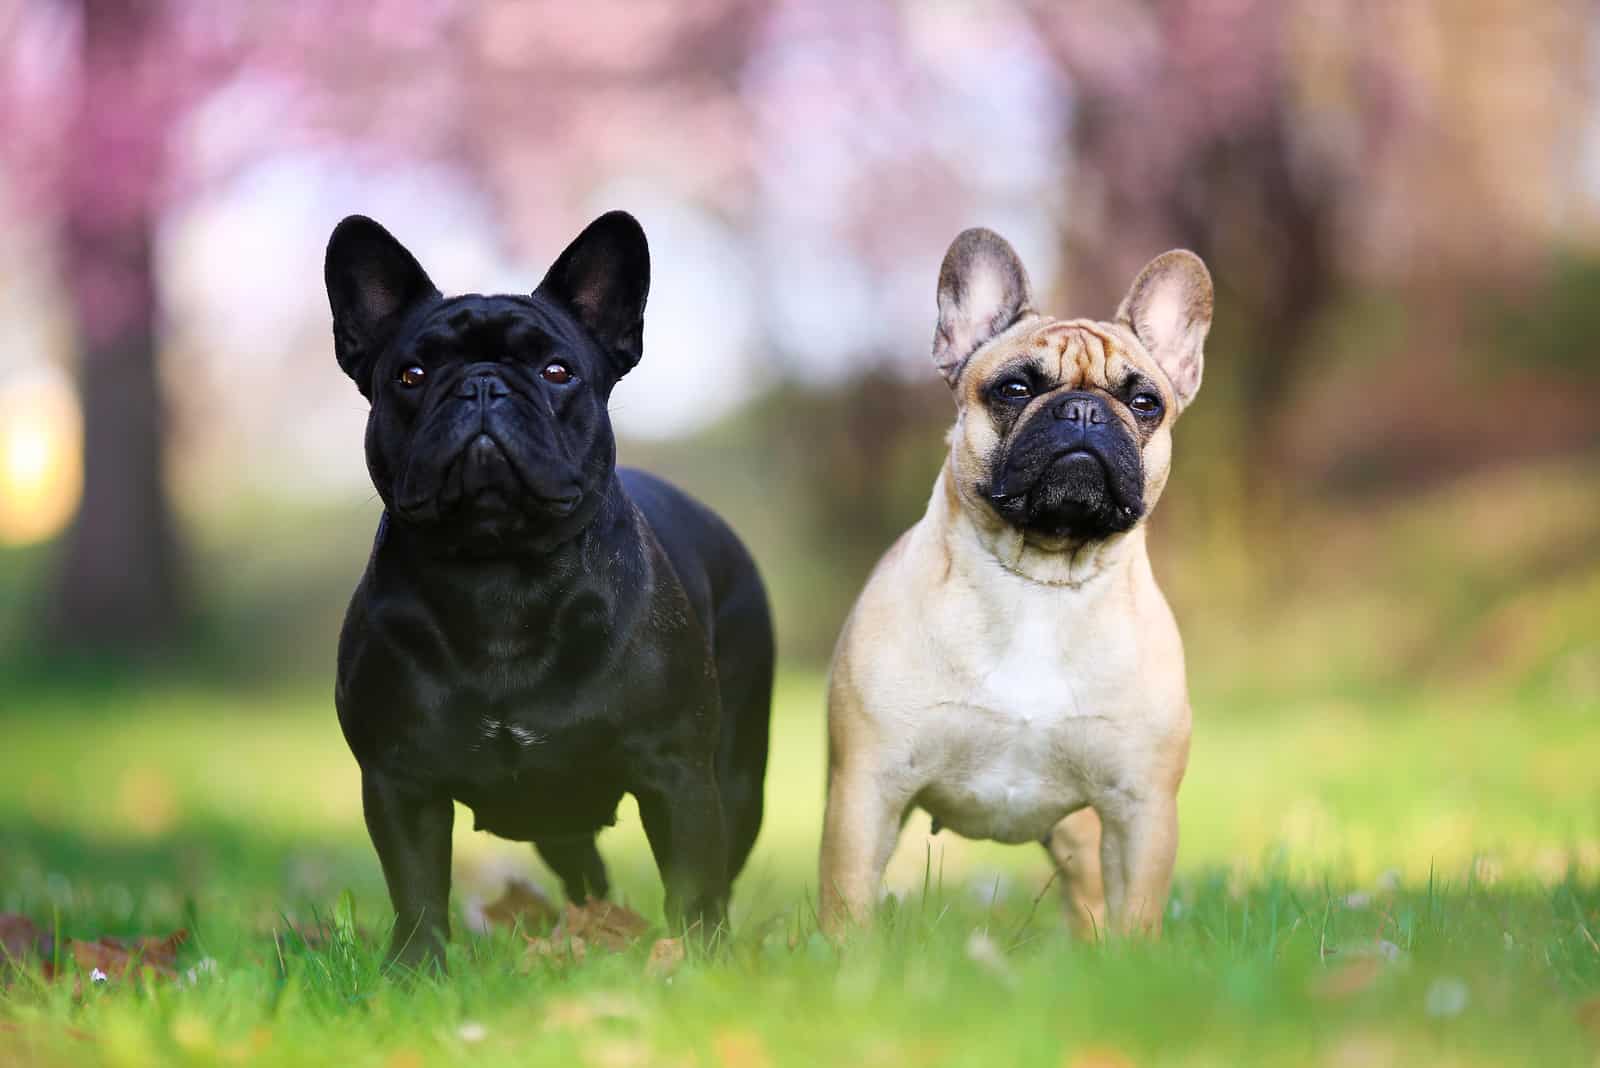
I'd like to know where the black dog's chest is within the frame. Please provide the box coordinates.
[390,666,633,839]
[454,772,626,841]
[336,479,732,849]
[403,673,616,779]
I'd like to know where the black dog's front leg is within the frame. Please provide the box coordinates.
[362,771,454,971]
[636,757,729,940]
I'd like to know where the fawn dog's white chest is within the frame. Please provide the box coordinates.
[908,586,1128,845]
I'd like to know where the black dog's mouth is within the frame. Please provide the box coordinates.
[445,434,580,516]
[396,430,583,525]
[988,446,1143,541]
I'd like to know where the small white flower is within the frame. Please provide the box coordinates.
[183,958,218,986]
[457,1021,488,1043]
[90,968,108,984]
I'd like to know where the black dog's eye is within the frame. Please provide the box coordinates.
[397,365,427,388]
[993,378,1032,402]
[541,361,574,385]
[1129,392,1162,415]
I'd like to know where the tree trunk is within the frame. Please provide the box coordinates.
[47,0,183,651]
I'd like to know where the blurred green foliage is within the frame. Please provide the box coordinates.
[1485,251,1600,379]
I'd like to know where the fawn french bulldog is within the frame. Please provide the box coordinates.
[819,229,1212,938]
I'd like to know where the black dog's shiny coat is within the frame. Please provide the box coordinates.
[326,211,773,968]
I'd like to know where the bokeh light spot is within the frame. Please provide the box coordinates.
[0,369,83,546]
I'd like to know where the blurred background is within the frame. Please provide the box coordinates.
[0,0,1598,908]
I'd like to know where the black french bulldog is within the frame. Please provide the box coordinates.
[325,211,774,969]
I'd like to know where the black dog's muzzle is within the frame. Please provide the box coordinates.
[396,362,585,521]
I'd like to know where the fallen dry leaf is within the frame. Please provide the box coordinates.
[69,931,187,984]
[0,917,188,988]
[0,914,52,965]
[520,900,652,971]
[645,937,684,979]
[124,930,188,969]
[560,901,650,951]
[523,932,589,969]
[481,879,559,933]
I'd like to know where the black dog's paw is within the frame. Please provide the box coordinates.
[383,927,449,979]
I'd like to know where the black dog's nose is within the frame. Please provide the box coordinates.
[454,366,512,402]
[1053,393,1108,426]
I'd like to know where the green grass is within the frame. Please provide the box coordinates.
[3,674,1599,1066]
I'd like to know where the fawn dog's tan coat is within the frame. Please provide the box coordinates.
[820,230,1213,937]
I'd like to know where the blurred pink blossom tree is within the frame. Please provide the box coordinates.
[1030,0,1593,481]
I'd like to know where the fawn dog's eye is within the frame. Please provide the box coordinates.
[993,378,1031,402]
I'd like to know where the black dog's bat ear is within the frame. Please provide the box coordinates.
[325,215,440,397]
[932,228,1033,388]
[535,211,650,377]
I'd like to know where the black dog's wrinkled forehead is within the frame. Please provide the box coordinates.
[398,294,597,366]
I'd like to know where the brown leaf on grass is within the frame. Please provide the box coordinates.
[520,900,651,970]
[481,879,559,933]
[0,914,53,964]
[559,900,650,951]
[69,931,187,984]
[645,937,684,979]
[1,917,188,987]
[522,933,588,970]
[121,929,188,969]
